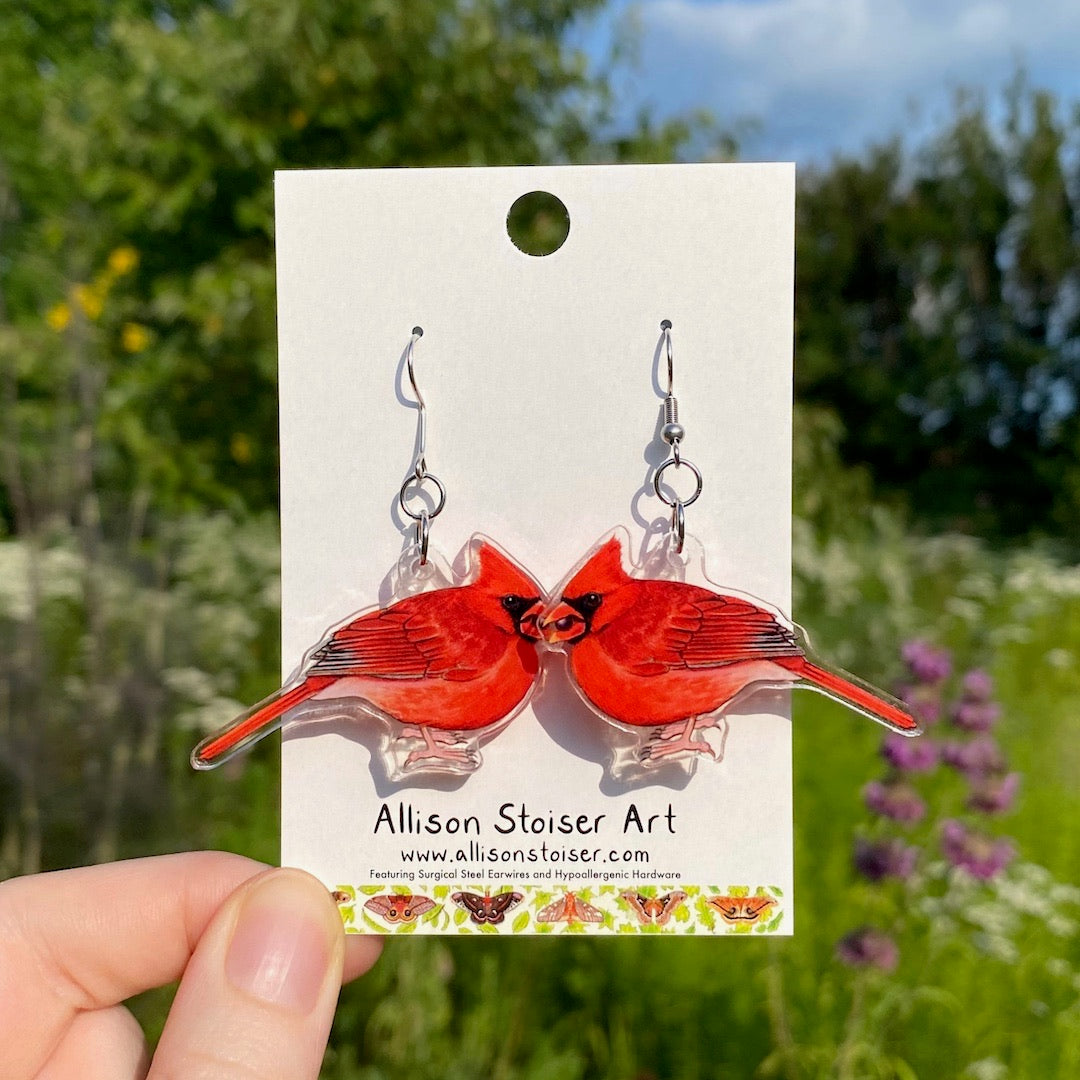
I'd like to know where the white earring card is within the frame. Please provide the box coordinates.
[275,163,795,935]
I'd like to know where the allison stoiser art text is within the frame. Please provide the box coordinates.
[373,801,679,836]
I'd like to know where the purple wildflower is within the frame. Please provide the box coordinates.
[942,736,1006,778]
[967,772,1020,815]
[864,780,926,825]
[836,927,900,971]
[902,640,952,684]
[951,699,1001,732]
[881,732,939,773]
[896,683,943,726]
[853,837,919,882]
[961,669,994,702]
[941,820,1015,879]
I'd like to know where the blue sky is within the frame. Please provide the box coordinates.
[580,0,1080,163]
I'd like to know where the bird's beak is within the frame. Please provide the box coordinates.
[517,599,545,641]
[539,601,587,644]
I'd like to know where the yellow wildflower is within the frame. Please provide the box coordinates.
[46,302,72,332]
[121,323,151,353]
[72,283,104,321]
[108,246,139,275]
[288,108,309,130]
[230,432,253,464]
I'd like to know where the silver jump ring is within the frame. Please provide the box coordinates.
[416,510,431,564]
[653,458,703,508]
[398,472,447,522]
[671,500,686,554]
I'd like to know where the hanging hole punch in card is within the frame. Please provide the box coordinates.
[506,190,570,256]
[272,164,797,936]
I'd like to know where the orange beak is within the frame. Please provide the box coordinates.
[517,599,545,641]
[539,601,587,644]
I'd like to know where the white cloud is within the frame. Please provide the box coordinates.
[632,0,1080,159]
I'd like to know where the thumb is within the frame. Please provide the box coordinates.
[148,868,346,1080]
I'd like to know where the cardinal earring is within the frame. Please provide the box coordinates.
[539,319,921,783]
[191,327,545,782]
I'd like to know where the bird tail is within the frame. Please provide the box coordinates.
[191,675,335,769]
[778,657,920,735]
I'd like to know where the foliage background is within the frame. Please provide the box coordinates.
[1,3,1077,1077]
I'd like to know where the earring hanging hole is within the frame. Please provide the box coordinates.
[412,326,424,337]
[506,191,570,256]
[660,319,672,331]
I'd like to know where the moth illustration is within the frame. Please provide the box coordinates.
[452,890,523,924]
[330,889,353,905]
[621,890,688,926]
[363,893,436,924]
[707,893,778,926]
[537,891,605,924]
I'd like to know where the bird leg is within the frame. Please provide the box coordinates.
[397,725,460,746]
[641,716,715,762]
[402,726,478,769]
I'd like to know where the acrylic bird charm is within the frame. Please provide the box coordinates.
[191,537,543,776]
[540,529,918,768]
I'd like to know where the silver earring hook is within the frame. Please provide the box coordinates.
[661,318,674,396]
[651,319,702,555]
[398,326,446,564]
[405,326,427,479]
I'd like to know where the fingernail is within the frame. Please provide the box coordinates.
[225,872,335,1013]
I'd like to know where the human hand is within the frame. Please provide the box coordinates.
[0,852,382,1079]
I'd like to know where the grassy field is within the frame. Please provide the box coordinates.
[130,530,1080,1079]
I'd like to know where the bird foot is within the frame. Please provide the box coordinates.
[403,743,478,770]
[640,735,715,762]
[650,714,721,743]
[397,726,460,746]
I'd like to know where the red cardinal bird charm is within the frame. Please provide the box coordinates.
[540,530,918,771]
[191,537,543,776]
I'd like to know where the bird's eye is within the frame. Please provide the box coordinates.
[501,594,523,613]
[581,592,602,612]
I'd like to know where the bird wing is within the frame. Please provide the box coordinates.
[306,590,505,681]
[602,581,803,676]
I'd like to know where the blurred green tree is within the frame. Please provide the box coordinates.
[0,0,702,521]
[797,82,1080,541]
[0,0,704,873]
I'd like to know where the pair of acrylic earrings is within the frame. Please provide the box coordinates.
[191,322,919,785]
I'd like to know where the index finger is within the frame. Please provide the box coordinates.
[0,851,264,1079]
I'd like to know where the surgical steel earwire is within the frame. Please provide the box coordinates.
[398,326,447,565]
[652,319,703,554]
